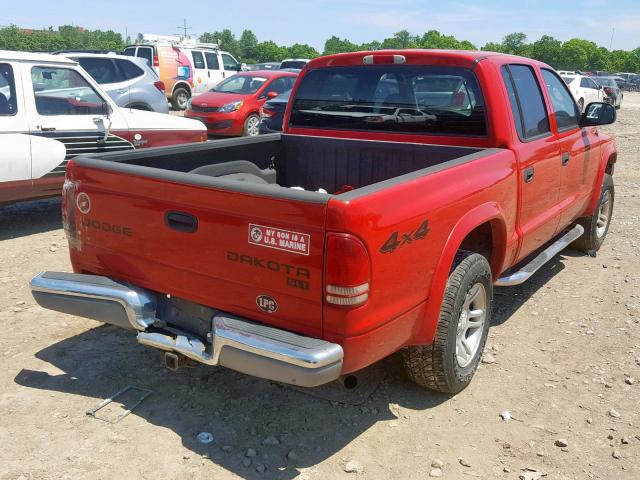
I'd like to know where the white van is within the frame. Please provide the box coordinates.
[0,50,206,205]
[124,35,242,110]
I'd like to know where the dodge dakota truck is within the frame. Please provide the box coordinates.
[30,50,617,394]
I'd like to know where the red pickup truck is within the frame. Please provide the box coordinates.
[30,50,617,394]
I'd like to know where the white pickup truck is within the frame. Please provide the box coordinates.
[0,50,207,205]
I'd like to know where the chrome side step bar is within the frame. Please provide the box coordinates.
[496,224,584,287]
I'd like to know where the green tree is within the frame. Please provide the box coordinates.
[381,30,419,49]
[500,32,529,56]
[530,35,562,67]
[238,29,258,63]
[200,29,239,57]
[286,43,319,59]
[323,35,358,55]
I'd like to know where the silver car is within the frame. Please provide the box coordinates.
[60,53,169,113]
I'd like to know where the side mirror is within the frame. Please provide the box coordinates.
[101,102,113,116]
[266,91,279,99]
[581,102,616,127]
[235,64,242,72]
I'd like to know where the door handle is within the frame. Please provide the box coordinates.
[165,211,198,233]
[40,126,56,132]
[524,167,535,183]
[562,152,570,166]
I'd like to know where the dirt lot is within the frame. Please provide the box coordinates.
[1,95,639,480]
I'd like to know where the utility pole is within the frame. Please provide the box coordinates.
[177,19,192,40]
[609,27,615,51]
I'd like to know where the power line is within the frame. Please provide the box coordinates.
[177,19,192,39]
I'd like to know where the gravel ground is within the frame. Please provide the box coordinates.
[1,94,639,480]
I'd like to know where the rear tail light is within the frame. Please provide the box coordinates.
[154,81,165,92]
[153,55,159,67]
[325,233,370,307]
[260,107,275,118]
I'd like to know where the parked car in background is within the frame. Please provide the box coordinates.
[279,58,310,69]
[556,70,575,76]
[58,53,169,113]
[249,62,280,71]
[593,76,623,109]
[0,50,206,205]
[561,74,604,111]
[185,70,297,136]
[124,34,242,110]
[259,88,291,133]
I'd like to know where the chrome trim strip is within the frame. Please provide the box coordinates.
[496,224,584,287]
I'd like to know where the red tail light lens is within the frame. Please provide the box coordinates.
[325,233,370,307]
[153,55,159,67]
[154,81,165,92]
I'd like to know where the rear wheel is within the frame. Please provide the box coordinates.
[402,252,493,394]
[171,87,190,111]
[572,173,614,253]
[243,114,260,137]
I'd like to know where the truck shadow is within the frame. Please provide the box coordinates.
[0,198,62,241]
[492,252,570,326]
[14,325,448,480]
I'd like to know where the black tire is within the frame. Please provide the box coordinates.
[572,173,614,253]
[402,252,493,394]
[578,98,585,112]
[243,114,260,137]
[171,87,190,111]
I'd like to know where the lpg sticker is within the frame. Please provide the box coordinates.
[256,295,278,313]
[248,224,310,256]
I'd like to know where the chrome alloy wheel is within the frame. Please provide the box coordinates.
[246,116,260,136]
[455,283,487,368]
[176,91,189,109]
[596,189,612,238]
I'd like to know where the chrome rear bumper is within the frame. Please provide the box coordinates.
[30,272,343,387]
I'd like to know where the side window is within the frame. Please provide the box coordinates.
[503,64,550,140]
[136,47,153,66]
[31,66,107,116]
[501,67,524,139]
[204,52,219,70]
[123,47,136,57]
[222,53,239,71]
[192,51,205,69]
[116,59,144,80]
[77,58,122,84]
[0,63,17,115]
[541,69,580,131]
[285,76,297,90]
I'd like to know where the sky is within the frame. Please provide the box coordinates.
[3,0,640,51]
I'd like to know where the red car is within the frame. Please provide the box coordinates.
[185,71,298,136]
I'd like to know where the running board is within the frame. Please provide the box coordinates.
[496,224,584,287]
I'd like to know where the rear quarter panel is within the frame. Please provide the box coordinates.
[323,148,518,349]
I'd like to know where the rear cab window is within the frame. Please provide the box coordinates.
[0,63,17,115]
[501,64,550,141]
[289,65,487,136]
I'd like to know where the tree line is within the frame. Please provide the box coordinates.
[1,24,639,73]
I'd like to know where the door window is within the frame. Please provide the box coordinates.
[541,69,580,131]
[502,64,550,140]
[222,53,239,71]
[136,47,153,66]
[204,52,219,70]
[580,77,598,89]
[263,77,291,96]
[31,66,107,116]
[75,57,122,84]
[192,51,205,69]
[0,63,17,115]
[123,47,136,57]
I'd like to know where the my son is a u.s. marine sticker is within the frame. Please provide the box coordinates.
[248,224,310,256]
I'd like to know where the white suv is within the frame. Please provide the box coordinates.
[561,74,604,112]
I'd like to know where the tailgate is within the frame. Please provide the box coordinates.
[67,163,328,337]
